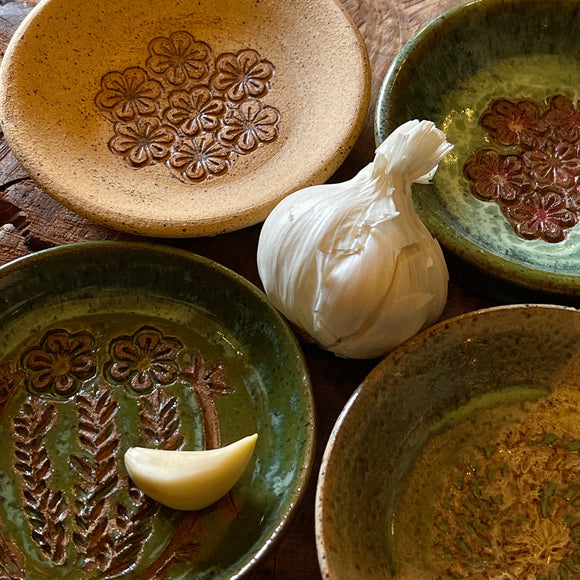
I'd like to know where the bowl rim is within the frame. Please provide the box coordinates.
[374,0,580,298]
[0,240,317,579]
[315,302,580,579]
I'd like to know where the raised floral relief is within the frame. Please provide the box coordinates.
[95,31,280,183]
[463,95,580,242]
[104,326,183,395]
[0,324,239,577]
[21,329,96,398]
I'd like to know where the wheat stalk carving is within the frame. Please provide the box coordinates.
[139,387,185,450]
[70,384,155,576]
[70,385,121,572]
[12,397,69,566]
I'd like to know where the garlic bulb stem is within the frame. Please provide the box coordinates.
[257,120,453,359]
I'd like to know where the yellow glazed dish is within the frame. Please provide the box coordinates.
[0,0,370,237]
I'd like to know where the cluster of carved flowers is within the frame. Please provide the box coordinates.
[95,31,280,182]
[13,327,187,399]
[463,95,580,242]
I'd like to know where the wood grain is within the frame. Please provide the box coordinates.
[0,1,500,578]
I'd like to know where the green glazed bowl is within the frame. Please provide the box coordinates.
[316,304,580,579]
[0,241,315,579]
[376,0,580,298]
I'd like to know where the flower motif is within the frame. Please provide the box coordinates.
[463,148,528,204]
[168,134,231,182]
[219,99,280,153]
[96,31,281,183]
[104,326,183,395]
[95,67,162,122]
[0,361,25,404]
[503,186,578,243]
[522,137,580,188]
[147,31,211,87]
[21,330,96,398]
[480,98,547,149]
[544,94,580,142]
[211,49,274,102]
[109,118,176,167]
[165,88,225,136]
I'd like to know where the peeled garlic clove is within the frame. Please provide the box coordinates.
[124,433,257,511]
[257,120,453,359]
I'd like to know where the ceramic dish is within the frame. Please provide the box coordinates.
[376,0,580,298]
[316,304,580,579]
[0,0,370,237]
[0,241,315,579]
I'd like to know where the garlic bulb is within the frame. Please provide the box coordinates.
[257,119,453,359]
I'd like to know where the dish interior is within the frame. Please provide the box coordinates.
[0,242,314,579]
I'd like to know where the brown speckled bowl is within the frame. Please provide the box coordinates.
[0,0,370,237]
[316,304,580,579]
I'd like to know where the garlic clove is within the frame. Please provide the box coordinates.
[124,433,258,511]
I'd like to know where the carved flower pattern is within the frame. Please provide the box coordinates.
[2,322,236,576]
[95,67,163,122]
[96,32,280,182]
[503,187,578,243]
[464,95,580,242]
[462,149,528,204]
[480,98,546,150]
[165,88,225,136]
[0,361,25,404]
[169,135,231,182]
[146,31,211,87]
[109,118,176,167]
[105,326,183,395]
[21,330,96,398]
[220,99,280,153]
[211,49,275,102]
[544,94,580,142]
[522,138,580,188]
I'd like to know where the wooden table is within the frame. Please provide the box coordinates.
[0,0,512,577]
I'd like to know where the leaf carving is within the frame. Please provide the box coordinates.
[12,397,69,566]
[138,388,184,450]
[70,384,157,577]
[0,525,26,579]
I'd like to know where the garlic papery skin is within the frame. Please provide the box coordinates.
[257,120,453,359]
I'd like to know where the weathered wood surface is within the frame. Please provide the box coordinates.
[0,0,502,578]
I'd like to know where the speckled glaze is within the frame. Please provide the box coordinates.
[0,242,315,579]
[316,305,580,579]
[375,0,580,298]
[0,0,370,237]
